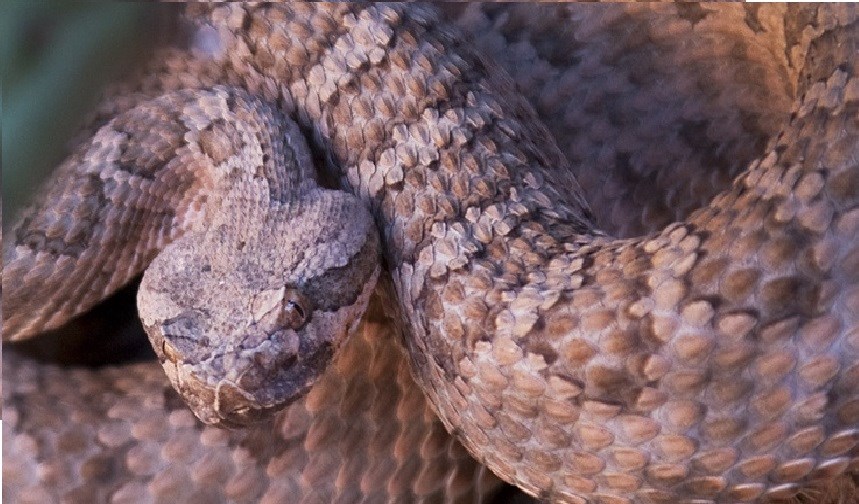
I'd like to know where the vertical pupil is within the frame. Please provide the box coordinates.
[288,300,305,320]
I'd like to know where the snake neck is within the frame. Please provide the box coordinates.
[182,3,599,239]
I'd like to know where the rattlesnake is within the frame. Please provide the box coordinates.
[3,3,858,503]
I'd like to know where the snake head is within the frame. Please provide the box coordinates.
[137,188,380,427]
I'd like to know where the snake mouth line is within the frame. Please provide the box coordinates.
[158,334,336,427]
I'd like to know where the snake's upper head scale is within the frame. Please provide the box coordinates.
[138,184,381,428]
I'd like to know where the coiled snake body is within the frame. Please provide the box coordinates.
[3,4,858,503]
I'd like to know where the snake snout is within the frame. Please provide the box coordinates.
[198,339,334,427]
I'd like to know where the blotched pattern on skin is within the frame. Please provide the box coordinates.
[4,292,504,503]
[3,4,858,503]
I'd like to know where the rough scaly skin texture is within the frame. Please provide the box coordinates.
[4,293,502,504]
[128,87,382,427]
[3,4,859,503]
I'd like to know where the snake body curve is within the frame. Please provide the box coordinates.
[3,3,859,503]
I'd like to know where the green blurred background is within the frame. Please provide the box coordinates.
[1,2,182,363]
[2,2,170,222]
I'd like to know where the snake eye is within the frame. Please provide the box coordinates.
[280,289,311,330]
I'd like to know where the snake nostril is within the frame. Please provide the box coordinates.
[239,366,266,390]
